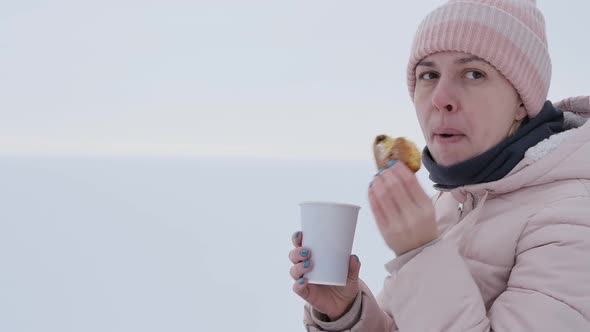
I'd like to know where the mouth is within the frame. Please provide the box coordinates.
[432,128,466,143]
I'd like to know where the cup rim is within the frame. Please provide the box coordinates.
[299,201,361,209]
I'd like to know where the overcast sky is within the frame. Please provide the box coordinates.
[1,0,589,160]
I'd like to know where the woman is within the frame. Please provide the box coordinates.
[289,0,590,330]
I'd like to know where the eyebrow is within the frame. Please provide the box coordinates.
[416,56,486,68]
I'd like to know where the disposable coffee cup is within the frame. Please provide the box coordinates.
[299,201,361,286]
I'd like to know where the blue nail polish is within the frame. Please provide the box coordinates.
[387,160,397,168]
[304,260,310,268]
[293,231,300,239]
[354,255,360,263]
[300,249,308,257]
[299,278,305,285]
[369,181,373,188]
[374,168,384,177]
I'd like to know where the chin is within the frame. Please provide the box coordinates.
[433,152,469,167]
[437,159,458,167]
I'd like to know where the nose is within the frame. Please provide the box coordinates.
[431,78,458,113]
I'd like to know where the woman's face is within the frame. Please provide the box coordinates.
[413,51,527,167]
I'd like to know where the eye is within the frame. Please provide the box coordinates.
[465,71,485,79]
[418,72,439,80]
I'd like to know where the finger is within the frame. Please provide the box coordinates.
[382,166,414,217]
[288,247,312,264]
[372,173,404,223]
[347,255,361,282]
[292,277,311,301]
[368,188,388,231]
[369,166,388,188]
[396,163,430,205]
[289,260,314,280]
[291,231,302,247]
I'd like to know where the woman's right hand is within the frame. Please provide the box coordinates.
[289,231,361,321]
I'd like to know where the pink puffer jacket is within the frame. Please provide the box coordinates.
[303,96,590,331]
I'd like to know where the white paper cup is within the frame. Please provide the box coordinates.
[299,201,361,286]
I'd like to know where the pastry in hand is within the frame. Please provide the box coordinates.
[373,135,421,173]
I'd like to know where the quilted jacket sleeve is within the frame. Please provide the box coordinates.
[302,279,398,332]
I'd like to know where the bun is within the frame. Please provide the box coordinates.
[373,135,421,173]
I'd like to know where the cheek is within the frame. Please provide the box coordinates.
[468,109,512,150]
[413,94,430,121]
[468,110,496,138]
[413,103,430,136]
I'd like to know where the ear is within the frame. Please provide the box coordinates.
[515,102,527,121]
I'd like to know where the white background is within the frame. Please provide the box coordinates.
[1,1,589,331]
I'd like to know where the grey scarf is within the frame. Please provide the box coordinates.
[423,101,565,190]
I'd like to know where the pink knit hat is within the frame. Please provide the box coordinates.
[407,0,551,117]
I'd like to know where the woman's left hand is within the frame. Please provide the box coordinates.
[368,161,437,256]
